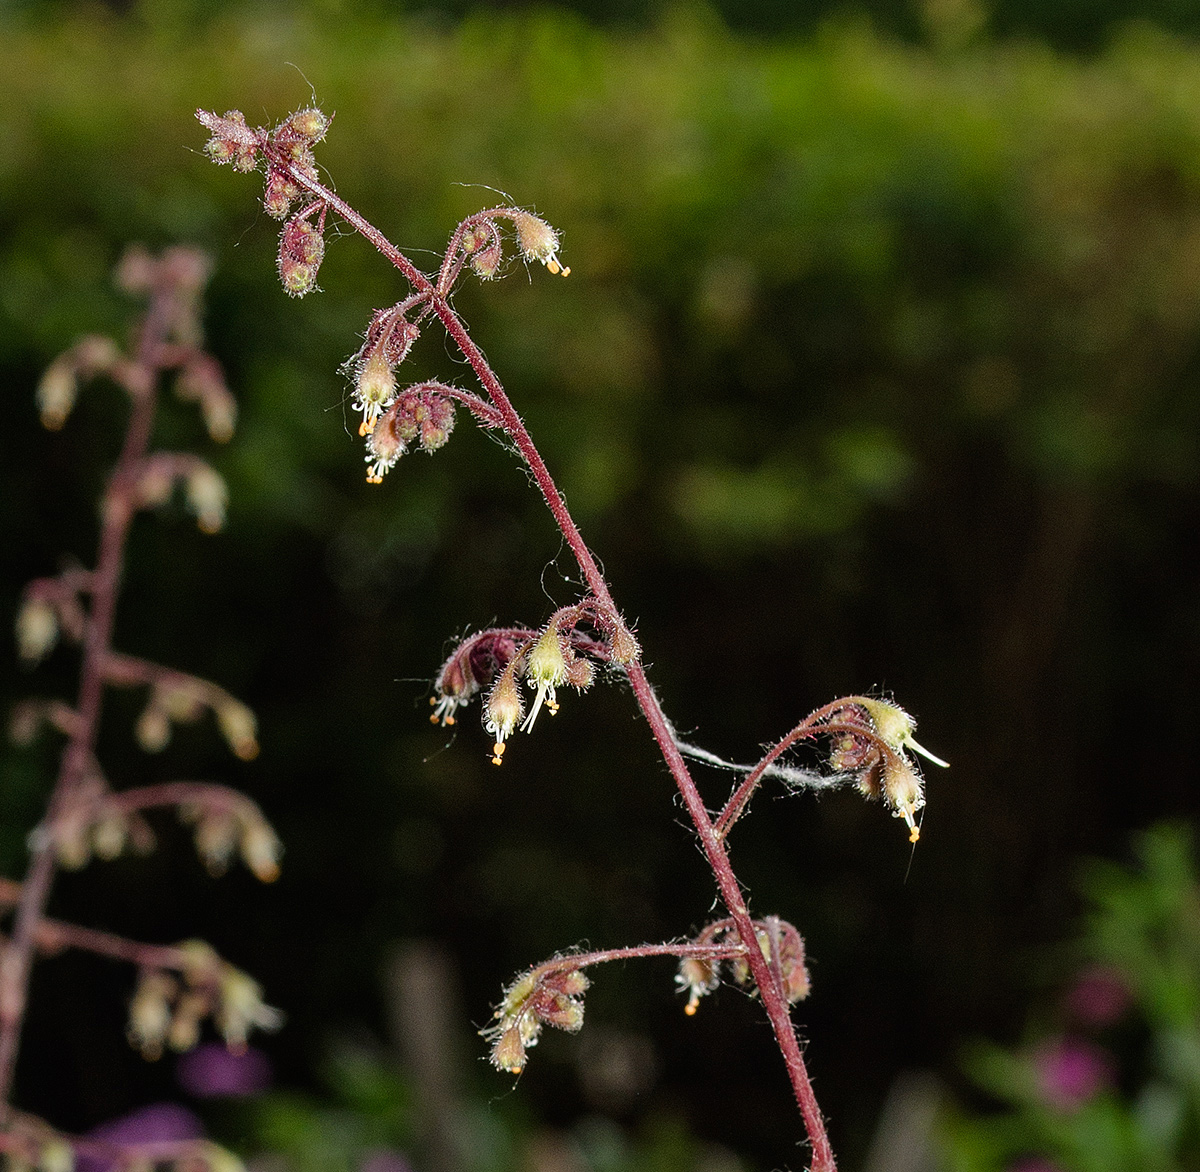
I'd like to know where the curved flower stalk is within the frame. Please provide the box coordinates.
[1,248,279,1170]
[198,105,949,1171]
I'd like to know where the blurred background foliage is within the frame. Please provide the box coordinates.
[3,0,1200,1169]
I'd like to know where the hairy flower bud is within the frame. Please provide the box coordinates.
[135,704,171,753]
[216,966,283,1048]
[240,817,282,883]
[354,353,396,438]
[486,966,588,1073]
[36,361,77,430]
[522,625,568,732]
[677,956,719,1016]
[485,661,524,765]
[128,970,178,1059]
[853,696,948,768]
[510,210,569,276]
[216,700,259,761]
[277,217,324,297]
[608,625,640,666]
[92,814,128,862]
[882,755,925,844]
[263,169,300,220]
[195,811,239,876]
[467,221,503,280]
[286,107,329,143]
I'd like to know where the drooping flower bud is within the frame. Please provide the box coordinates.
[608,625,640,666]
[128,970,178,1059]
[881,755,924,844]
[853,696,948,768]
[677,955,719,1016]
[263,169,300,220]
[466,220,503,280]
[216,700,259,761]
[486,966,589,1073]
[185,464,228,534]
[36,360,77,431]
[484,661,524,765]
[284,107,329,143]
[521,625,568,732]
[354,353,397,437]
[240,816,283,883]
[277,216,324,298]
[510,210,569,276]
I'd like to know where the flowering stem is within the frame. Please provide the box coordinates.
[257,149,838,1170]
[433,299,837,1171]
[0,285,173,1117]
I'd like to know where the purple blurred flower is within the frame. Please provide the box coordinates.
[177,1042,273,1098]
[1033,1036,1114,1110]
[1063,966,1133,1028]
[78,1103,204,1172]
[360,1149,414,1172]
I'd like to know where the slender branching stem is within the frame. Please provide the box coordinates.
[258,144,839,1171]
[0,283,173,1115]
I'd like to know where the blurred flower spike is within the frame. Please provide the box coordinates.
[486,965,589,1075]
[824,696,947,842]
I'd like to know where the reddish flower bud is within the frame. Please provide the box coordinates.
[467,221,503,280]
[277,217,324,298]
[263,169,300,220]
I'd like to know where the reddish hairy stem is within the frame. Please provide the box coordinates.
[713,699,857,841]
[433,304,836,1170]
[0,289,172,1115]
[256,151,837,1169]
[525,940,746,982]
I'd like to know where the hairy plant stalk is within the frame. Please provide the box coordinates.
[0,293,170,1113]
[252,141,838,1169]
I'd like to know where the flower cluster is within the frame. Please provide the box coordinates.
[677,917,810,1016]
[458,208,570,280]
[429,602,638,765]
[485,964,589,1074]
[821,697,948,843]
[198,107,330,298]
[178,797,283,882]
[127,942,282,1059]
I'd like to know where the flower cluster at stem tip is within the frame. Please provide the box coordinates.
[198,106,571,486]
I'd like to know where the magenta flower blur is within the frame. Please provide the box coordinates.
[1063,966,1133,1028]
[177,1041,272,1098]
[1034,1036,1114,1109]
[360,1149,415,1172]
[78,1103,204,1172]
